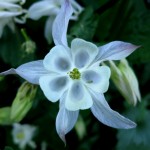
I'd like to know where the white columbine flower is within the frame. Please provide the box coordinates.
[12,123,36,149]
[1,0,140,143]
[0,0,26,37]
[28,0,83,43]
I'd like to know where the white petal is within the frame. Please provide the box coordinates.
[21,0,26,4]
[0,2,23,18]
[44,16,55,44]
[90,92,137,129]
[39,75,69,102]
[28,1,59,20]
[0,60,48,84]
[0,11,22,17]
[96,41,140,62]
[65,81,93,111]
[0,2,23,17]
[52,0,73,47]
[43,45,72,74]
[70,0,83,17]
[0,2,21,10]
[56,93,79,143]
[82,66,111,93]
[1,0,23,3]
[71,38,98,69]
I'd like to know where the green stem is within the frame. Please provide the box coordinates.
[21,28,30,41]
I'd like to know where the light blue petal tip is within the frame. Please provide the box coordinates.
[0,68,16,76]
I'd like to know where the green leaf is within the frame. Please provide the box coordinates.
[117,143,150,150]
[0,107,12,125]
[95,0,130,41]
[81,0,103,10]
[4,146,14,150]
[69,7,99,41]
[0,27,35,67]
[116,97,150,150]
[118,0,150,63]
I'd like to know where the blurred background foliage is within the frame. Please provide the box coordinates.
[0,0,150,149]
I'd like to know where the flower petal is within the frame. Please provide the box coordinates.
[0,60,49,84]
[0,2,21,10]
[90,92,136,129]
[28,1,59,20]
[43,45,72,73]
[52,0,73,47]
[70,0,83,20]
[71,38,98,69]
[95,41,140,62]
[0,2,23,17]
[44,16,55,44]
[0,11,22,18]
[56,93,79,143]
[82,66,111,93]
[39,75,69,102]
[65,81,93,111]
[3,0,25,3]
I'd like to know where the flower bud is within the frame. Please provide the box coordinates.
[21,29,36,54]
[21,40,36,54]
[75,116,86,140]
[109,59,141,106]
[10,81,37,122]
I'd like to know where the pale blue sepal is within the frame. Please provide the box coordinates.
[52,0,73,47]
[0,60,49,84]
[0,68,16,75]
[90,91,137,129]
[44,16,55,44]
[56,93,79,144]
[96,41,140,62]
[28,0,58,20]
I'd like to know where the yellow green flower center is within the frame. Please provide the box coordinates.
[16,132,25,140]
[69,68,81,80]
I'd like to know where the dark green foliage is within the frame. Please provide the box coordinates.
[69,7,100,41]
[116,96,150,150]
[0,0,150,150]
[0,28,35,67]
[4,147,14,150]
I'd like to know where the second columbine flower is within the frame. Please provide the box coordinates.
[0,0,27,37]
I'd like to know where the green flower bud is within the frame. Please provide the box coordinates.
[21,28,36,54]
[21,41,36,54]
[75,116,86,140]
[10,81,37,122]
[109,59,141,106]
